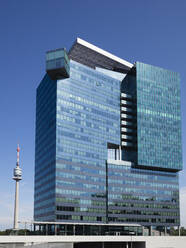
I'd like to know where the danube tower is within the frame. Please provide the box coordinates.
[13,144,22,230]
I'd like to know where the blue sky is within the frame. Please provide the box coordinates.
[0,0,186,230]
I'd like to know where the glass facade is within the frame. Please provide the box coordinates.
[46,48,70,79]
[34,74,57,221]
[55,60,120,222]
[108,162,179,226]
[34,41,182,231]
[136,62,182,171]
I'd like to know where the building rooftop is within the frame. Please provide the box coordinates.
[69,38,133,73]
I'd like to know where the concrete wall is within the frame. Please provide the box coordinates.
[1,236,186,248]
[0,243,73,248]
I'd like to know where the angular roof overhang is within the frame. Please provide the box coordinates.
[68,38,133,73]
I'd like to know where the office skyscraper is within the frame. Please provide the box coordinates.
[34,38,182,234]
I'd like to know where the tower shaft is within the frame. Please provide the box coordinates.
[13,181,19,229]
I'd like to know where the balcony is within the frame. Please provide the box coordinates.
[121,127,133,133]
[121,93,132,99]
[121,134,133,140]
[121,121,133,126]
[121,100,133,106]
[121,113,133,119]
[121,107,133,112]
[121,141,133,147]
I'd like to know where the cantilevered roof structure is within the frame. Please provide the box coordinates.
[69,38,133,73]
